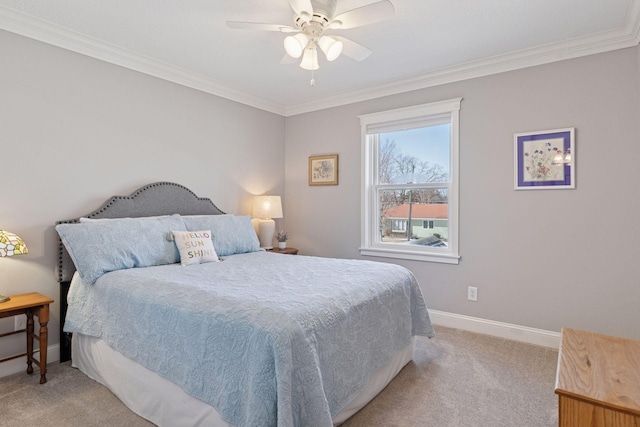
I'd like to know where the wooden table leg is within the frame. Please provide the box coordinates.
[37,305,49,384]
[26,312,34,375]
[0,295,53,385]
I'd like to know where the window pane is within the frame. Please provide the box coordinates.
[378,124,450,184]
[379,188,448,246]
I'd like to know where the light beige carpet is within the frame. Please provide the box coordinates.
[0,326,559,427]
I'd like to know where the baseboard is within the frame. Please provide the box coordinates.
[0,343,60,379]
[428,309,561,349]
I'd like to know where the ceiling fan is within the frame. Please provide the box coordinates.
[227,0,395,76]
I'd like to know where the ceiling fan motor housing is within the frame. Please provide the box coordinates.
[295,0,336,34]
[310,0,337,21]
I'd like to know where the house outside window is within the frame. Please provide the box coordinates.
[359,98,461,264]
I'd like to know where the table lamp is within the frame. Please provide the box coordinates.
[252,196,283,249]
[0,230,29,303]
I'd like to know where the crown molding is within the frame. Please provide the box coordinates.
[0,6,286,116]
[1,4,639,118]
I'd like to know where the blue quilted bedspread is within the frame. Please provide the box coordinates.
[65,251,434,427]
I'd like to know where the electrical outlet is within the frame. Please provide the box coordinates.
[467,286,478,302]
[14,315,26,331]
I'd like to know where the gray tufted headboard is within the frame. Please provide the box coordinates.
[55,182,225,282]
[55,182,225,361]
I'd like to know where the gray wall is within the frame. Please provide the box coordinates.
[1,27,638,371]
[285,46,640,340]
[0,30,285,362]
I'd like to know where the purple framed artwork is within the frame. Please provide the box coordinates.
[514,128,575,190]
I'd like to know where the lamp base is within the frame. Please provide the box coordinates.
[257,218,275,249]
[0,295,10,303]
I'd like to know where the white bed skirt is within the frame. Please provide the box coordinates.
[72,333,414,426]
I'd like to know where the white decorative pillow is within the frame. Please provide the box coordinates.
[172,230,219,266]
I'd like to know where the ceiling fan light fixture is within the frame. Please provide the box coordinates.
[299,46,319,70]
[318,35,343,61]
[284,33,308,58]
[230,0,394,74]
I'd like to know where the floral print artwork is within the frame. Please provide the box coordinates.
[515,128,574,190]
[522,138,569,182]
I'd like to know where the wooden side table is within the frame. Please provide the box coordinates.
[268,247,299,255]
[555,327,640,426]
[0,292,54,384]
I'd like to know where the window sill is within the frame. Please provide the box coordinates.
[359,247,460,264]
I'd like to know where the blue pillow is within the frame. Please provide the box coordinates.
[56,215,186,284]
[181,215,261,256]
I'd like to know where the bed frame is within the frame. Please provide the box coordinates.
[55,182,225,362]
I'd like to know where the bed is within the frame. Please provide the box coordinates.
[55,182,434,427]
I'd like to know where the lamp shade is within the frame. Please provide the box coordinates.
[252,196,283,219]
[284,33,308,59]
[300,47,319,70]
[0,230,28,257]
[0,230,28,302]
[318,36,343,61]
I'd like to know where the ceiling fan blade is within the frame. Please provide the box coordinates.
[226,21,298,33]
[289,0,313,19]
[330,0,395,29]
[334,36,372,61]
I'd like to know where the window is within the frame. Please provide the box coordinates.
[359,98,461,264]
[392,219,407,232]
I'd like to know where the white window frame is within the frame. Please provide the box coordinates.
[359,98,461,264]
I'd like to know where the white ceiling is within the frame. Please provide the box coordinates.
[1,0,639,116]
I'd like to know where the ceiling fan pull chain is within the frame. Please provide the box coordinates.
[310,69,316,86]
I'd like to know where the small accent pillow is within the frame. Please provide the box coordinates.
[181,215,261,256]
[172,230,219,266]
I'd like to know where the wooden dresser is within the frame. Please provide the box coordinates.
[555,328,640,427]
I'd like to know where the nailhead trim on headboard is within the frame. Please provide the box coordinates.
[54,182,225,283]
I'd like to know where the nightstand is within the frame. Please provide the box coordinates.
[268,247,299,255]
[0,292,54,384]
